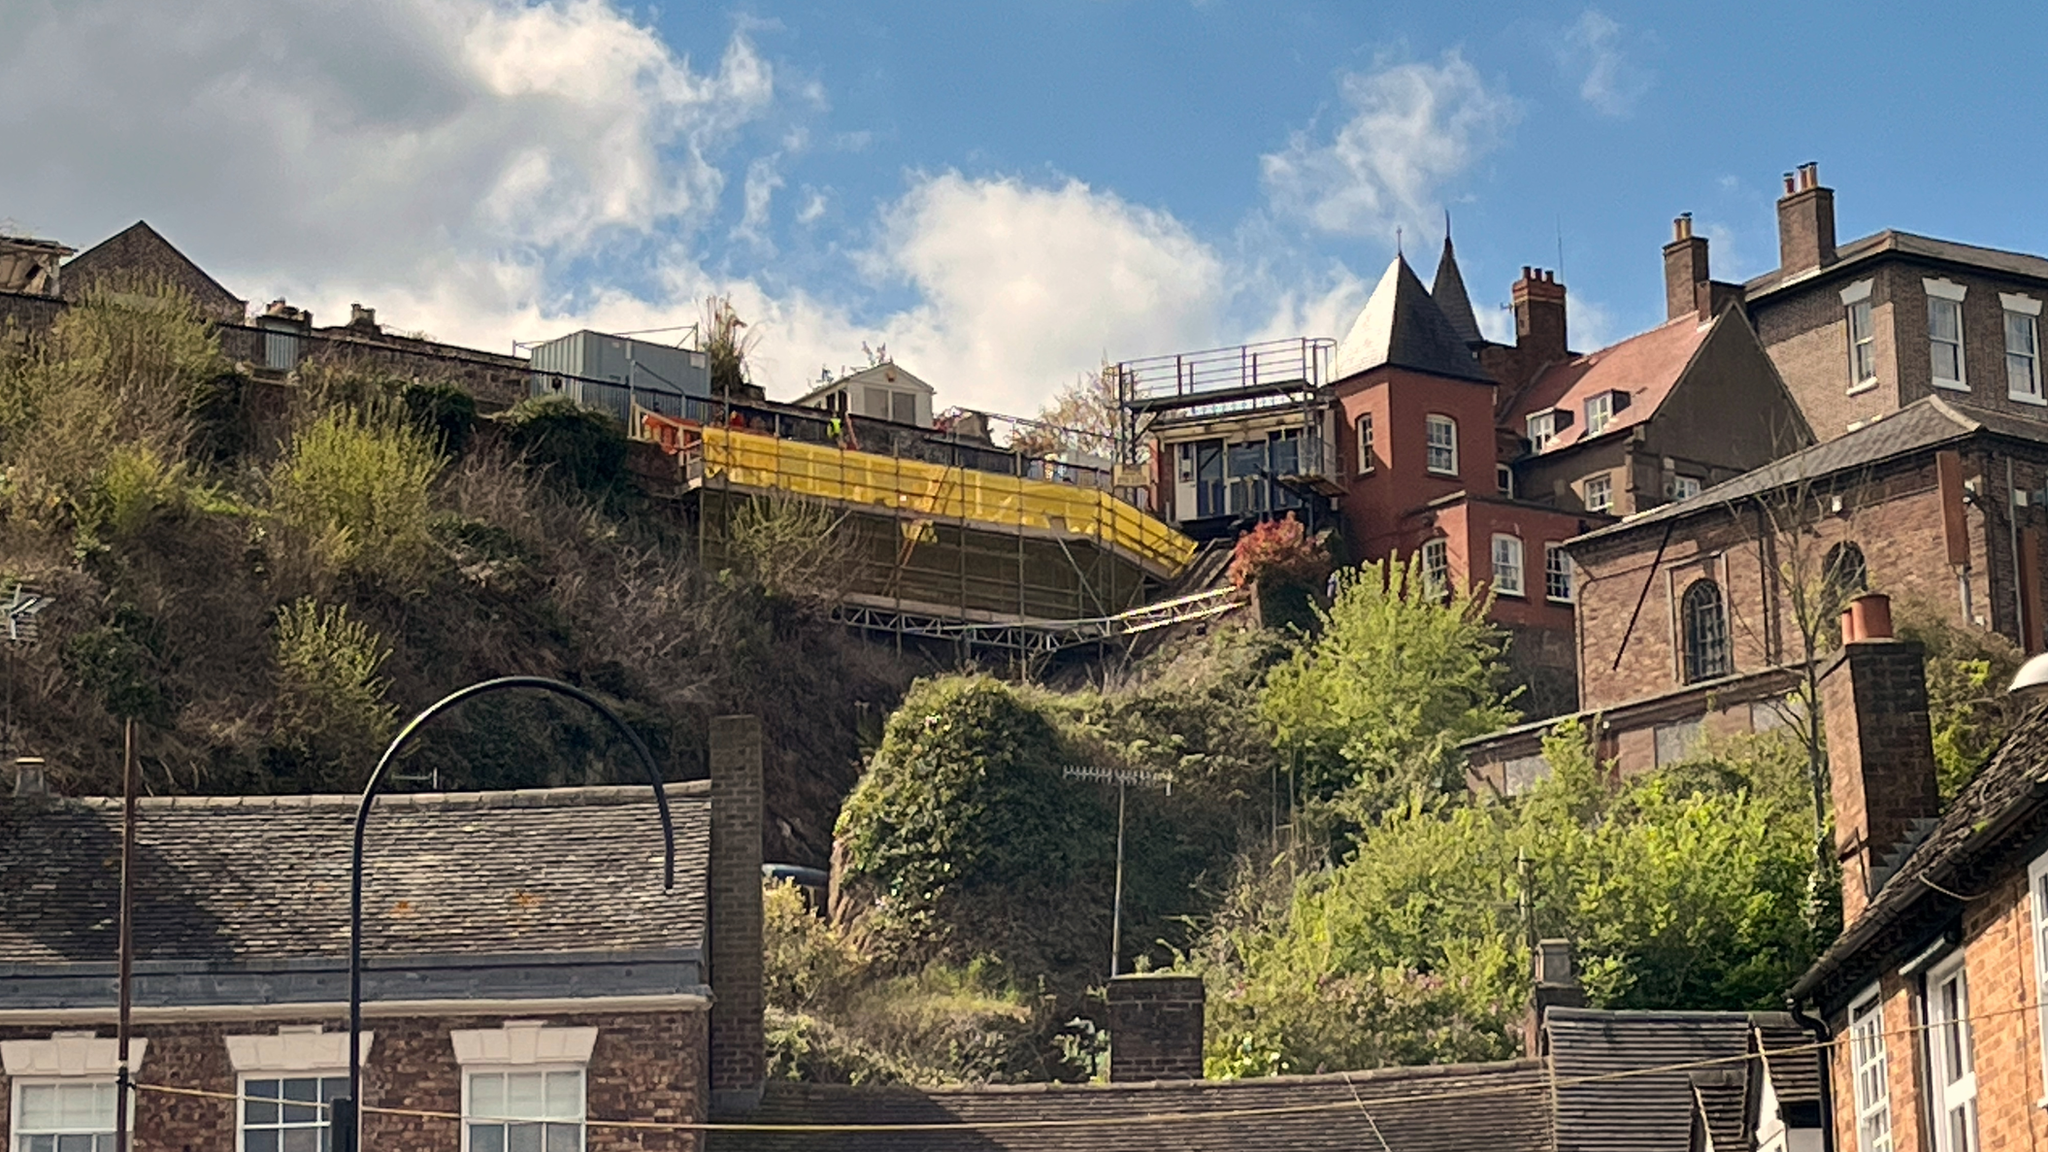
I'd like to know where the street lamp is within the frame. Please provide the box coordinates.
[332,676,678,1152]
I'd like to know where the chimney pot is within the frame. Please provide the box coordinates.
[1521,265,1533,280]
[1841,592,1893,644]
[1776,162,1837,272]
[12,757,47,797]
[1784,173,1797,195]
[1673,214,1693,241]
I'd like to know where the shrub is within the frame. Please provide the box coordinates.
[62,602,175,727]
[498,396,627,497]
[1227,514,1330,592]
[271,597,396,775]
[269,407,443,587]
[835,676,1113,966]
[724,493,850,599]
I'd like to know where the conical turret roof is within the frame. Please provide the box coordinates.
[1430,236,1484,348]
[1335,255,1493,383]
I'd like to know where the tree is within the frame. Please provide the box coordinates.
[1010,369,1118,460]
[1259,557,1517,823]
[1195,719,1819,1076]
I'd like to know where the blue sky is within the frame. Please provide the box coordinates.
[4,1,2045,416]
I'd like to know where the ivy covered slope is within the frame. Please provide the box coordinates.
[0,282,912,863]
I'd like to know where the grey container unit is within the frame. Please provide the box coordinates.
[529,329,710,423]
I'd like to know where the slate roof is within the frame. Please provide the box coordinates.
[1503,312,1718,453]
[62,220,245,320]
[1793,697,2048,1009]
[1544,1008,1818,1152]
[0,784,710,965]
[707,1060,1553,1152]
[1572,396,2048,547]
[1335,256,1494,384]
[1745,229,2048,300]
[1430,237,1485,348]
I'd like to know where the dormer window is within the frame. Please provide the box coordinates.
[1583,390,1629,436]
[1527,408,1572,452]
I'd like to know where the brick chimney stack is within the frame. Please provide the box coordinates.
[1822,593,1939,924]
[1525,938,1586,1058]
[1512,267,1568,365]
[1663,215,1710,322]
[708,714,766,1112]
[1776,161,1837,274]
[1107,974,1206,1082]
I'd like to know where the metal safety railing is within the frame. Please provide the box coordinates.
[830,587,1241,653]
[1112,337,1336,411]
[691,426,1197,578]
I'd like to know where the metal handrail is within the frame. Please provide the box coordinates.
[1112,337,1336,402]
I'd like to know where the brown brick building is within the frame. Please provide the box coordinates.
[1791,601,2048,1152]
[1685,162,2048,446]
[1470,398,2048,785]
[0,718,768,1152]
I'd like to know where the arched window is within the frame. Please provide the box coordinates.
[1823,541,1869,602]
[1682,580,1731,683]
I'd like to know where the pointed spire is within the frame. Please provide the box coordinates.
[1335,255,1492,383]
[1430,233,1485,349]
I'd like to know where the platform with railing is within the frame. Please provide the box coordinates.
[1112,337,1336,418]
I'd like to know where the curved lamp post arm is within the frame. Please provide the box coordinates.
[340,676,676,1152]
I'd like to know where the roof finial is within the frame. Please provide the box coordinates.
[1396,225,1403,257]
[1444,209,1452,243]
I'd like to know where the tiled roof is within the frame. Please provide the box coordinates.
[1793,698,2048,1008]
[1335,256,1494,384]
[0,785,709,965]
[1431,237,1485,348]
[1546,1008,1795,1152]
[708,1061,1554,1152]
[1572,396,2048,548]
[1751,1015,1824,1108]
[1503,313,1716,453]
[1745,229,2048,300]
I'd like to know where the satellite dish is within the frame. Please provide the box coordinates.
[2012,651,2048,694]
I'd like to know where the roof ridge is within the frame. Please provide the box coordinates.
[58,780,711,811]
[764,1058,1546,1098]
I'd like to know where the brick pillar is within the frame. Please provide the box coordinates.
[1107,974,1205,1082]
[1775,162,1837,273]
[1662,216,1709,323]
[1822,597,1938,924]
[1511,268,1567,364]
[708,714,765,1112]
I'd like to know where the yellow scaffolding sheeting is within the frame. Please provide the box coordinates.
[700,427,1196,577]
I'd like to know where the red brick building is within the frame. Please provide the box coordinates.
[1123,236,1804,714]
[0,718,768,1152]
[1791,602,2048,1152]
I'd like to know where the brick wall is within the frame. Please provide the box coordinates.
[707,715,765,1108]
[1820,637,1939,923]
[0,1009,707,1152]
[1830,864,2048,1152]
[1570,446,2038,714]
[1106,974,1205,1082]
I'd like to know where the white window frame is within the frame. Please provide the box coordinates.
[3,1034,147,1152]
[1583,473,1613,514]
[1496,465,1514,497]
[452,1023,597,1152]
[1667,475,1703,502]
[1545,544,1574,603]
[1925,951,1978,1152]
[9,1079,125,1152]
[1527,410,1559,452]
[462,1067,587,1152]
[1847,986,1892,1152]
[1491,534,1524,597]
[2030,849,2048,1101]
[1420,538,1449,597]
[1425,414,1458,476]
[1926,278,1969,391]
[1584,392,1616,436]
[226,1027,368,1152]
[1356,412,1374,474]
[1843,279,1878,393]
[2004,293,2044,405]
[236,1073,350,1152]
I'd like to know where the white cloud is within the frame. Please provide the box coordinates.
[734,156,784,246]
[0,0,1359,419]
[0,0,773,315]
[1261,52,1518,242]
[1558,10,1651,117]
